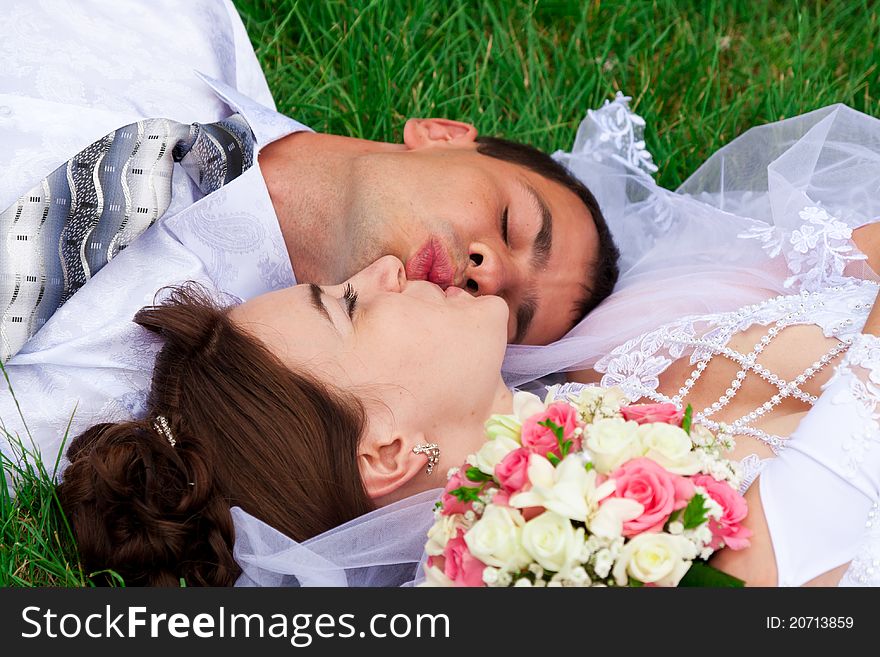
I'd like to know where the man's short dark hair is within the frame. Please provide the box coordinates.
[474,136,620,331]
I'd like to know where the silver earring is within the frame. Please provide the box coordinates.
[412,443,440,475]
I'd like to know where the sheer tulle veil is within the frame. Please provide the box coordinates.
[233,95,880,586]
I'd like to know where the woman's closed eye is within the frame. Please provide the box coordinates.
[342,283,359,319]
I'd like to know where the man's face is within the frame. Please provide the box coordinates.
[338,119,599,346]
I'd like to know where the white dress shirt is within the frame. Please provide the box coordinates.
[0,0,308,473]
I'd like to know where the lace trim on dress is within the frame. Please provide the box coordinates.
[738,205,867,292]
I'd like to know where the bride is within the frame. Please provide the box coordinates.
[58,98,880,587]
[58,253,880,587]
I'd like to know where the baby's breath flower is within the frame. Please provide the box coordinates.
[482,566,499,585]
[569,566,590,586]
[668,521,684,535]
[513,577,532,587]
[593,548,614,578]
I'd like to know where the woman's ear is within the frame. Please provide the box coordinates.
[402,118,478,150]
[359,430,427,499]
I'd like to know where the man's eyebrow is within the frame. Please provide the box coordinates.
[308,283,336,330]
[514,289,538,344]
[522,179,553,270]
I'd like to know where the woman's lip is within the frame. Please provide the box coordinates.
[405,237,455,288]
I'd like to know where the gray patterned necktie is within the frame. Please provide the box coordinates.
[0,114,255,363]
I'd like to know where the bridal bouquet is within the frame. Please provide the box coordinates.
[422,387,751,587]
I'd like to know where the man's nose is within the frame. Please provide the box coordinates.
[464,242,505,296]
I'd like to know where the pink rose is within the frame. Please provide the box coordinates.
[443,530,486,587]
[608,457,695,536]
[440,471,481,516]
[692,475,752,550]
[491,490,511,507]
[521,402,580,458]
[494,447,532,493]
[620,403,684,426]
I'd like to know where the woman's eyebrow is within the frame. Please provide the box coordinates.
[308,283,337,331]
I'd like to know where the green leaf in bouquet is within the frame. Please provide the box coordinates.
[547,452,561,466]
[628,577,644,587]
[681,404,693,435]
[449,486,483,503]
[561,439,573,458]
[682,493,708,530]
[465,466,493,483]
[539,419,565,442]
[678,561,745,587]
[584,462,594,472]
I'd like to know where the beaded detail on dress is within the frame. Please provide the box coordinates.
[594,282,878,453]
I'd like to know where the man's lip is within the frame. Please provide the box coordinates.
[405,237,455,288]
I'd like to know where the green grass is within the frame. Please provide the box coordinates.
[234,0,878,190]
[2,0,878,586]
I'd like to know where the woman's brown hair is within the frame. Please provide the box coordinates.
[57,285,374,586]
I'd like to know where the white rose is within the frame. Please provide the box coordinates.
[637,423,701,475]
[585,418,642,473]
[464,505,530,571]
[520,511,584,575]
[612,533,697,587]
[474,435,521,475]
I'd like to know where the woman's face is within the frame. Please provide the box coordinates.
[229,256,513,479]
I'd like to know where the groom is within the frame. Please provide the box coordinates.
[0,1,616,465]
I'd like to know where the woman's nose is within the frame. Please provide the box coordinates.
[349,255,407,293]
[464,242,504,296]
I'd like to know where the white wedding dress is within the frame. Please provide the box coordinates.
[234,97,880,586]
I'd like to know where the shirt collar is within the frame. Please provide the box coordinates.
[194,71,313,147]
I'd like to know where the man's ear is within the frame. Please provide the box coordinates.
[402,118,478,150]
[359,430,427,499]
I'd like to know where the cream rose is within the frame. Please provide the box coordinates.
[484,414,522,444]
[585,417,642,473]
[474,435,521,475]
[612,533,697,586]
[464,506,530,571]
[521,511,584,574]
[637,423,701,475]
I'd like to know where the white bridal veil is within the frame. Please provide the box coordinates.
[233,95,880,586]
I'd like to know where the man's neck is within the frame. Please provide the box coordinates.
[257,131,403,284]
